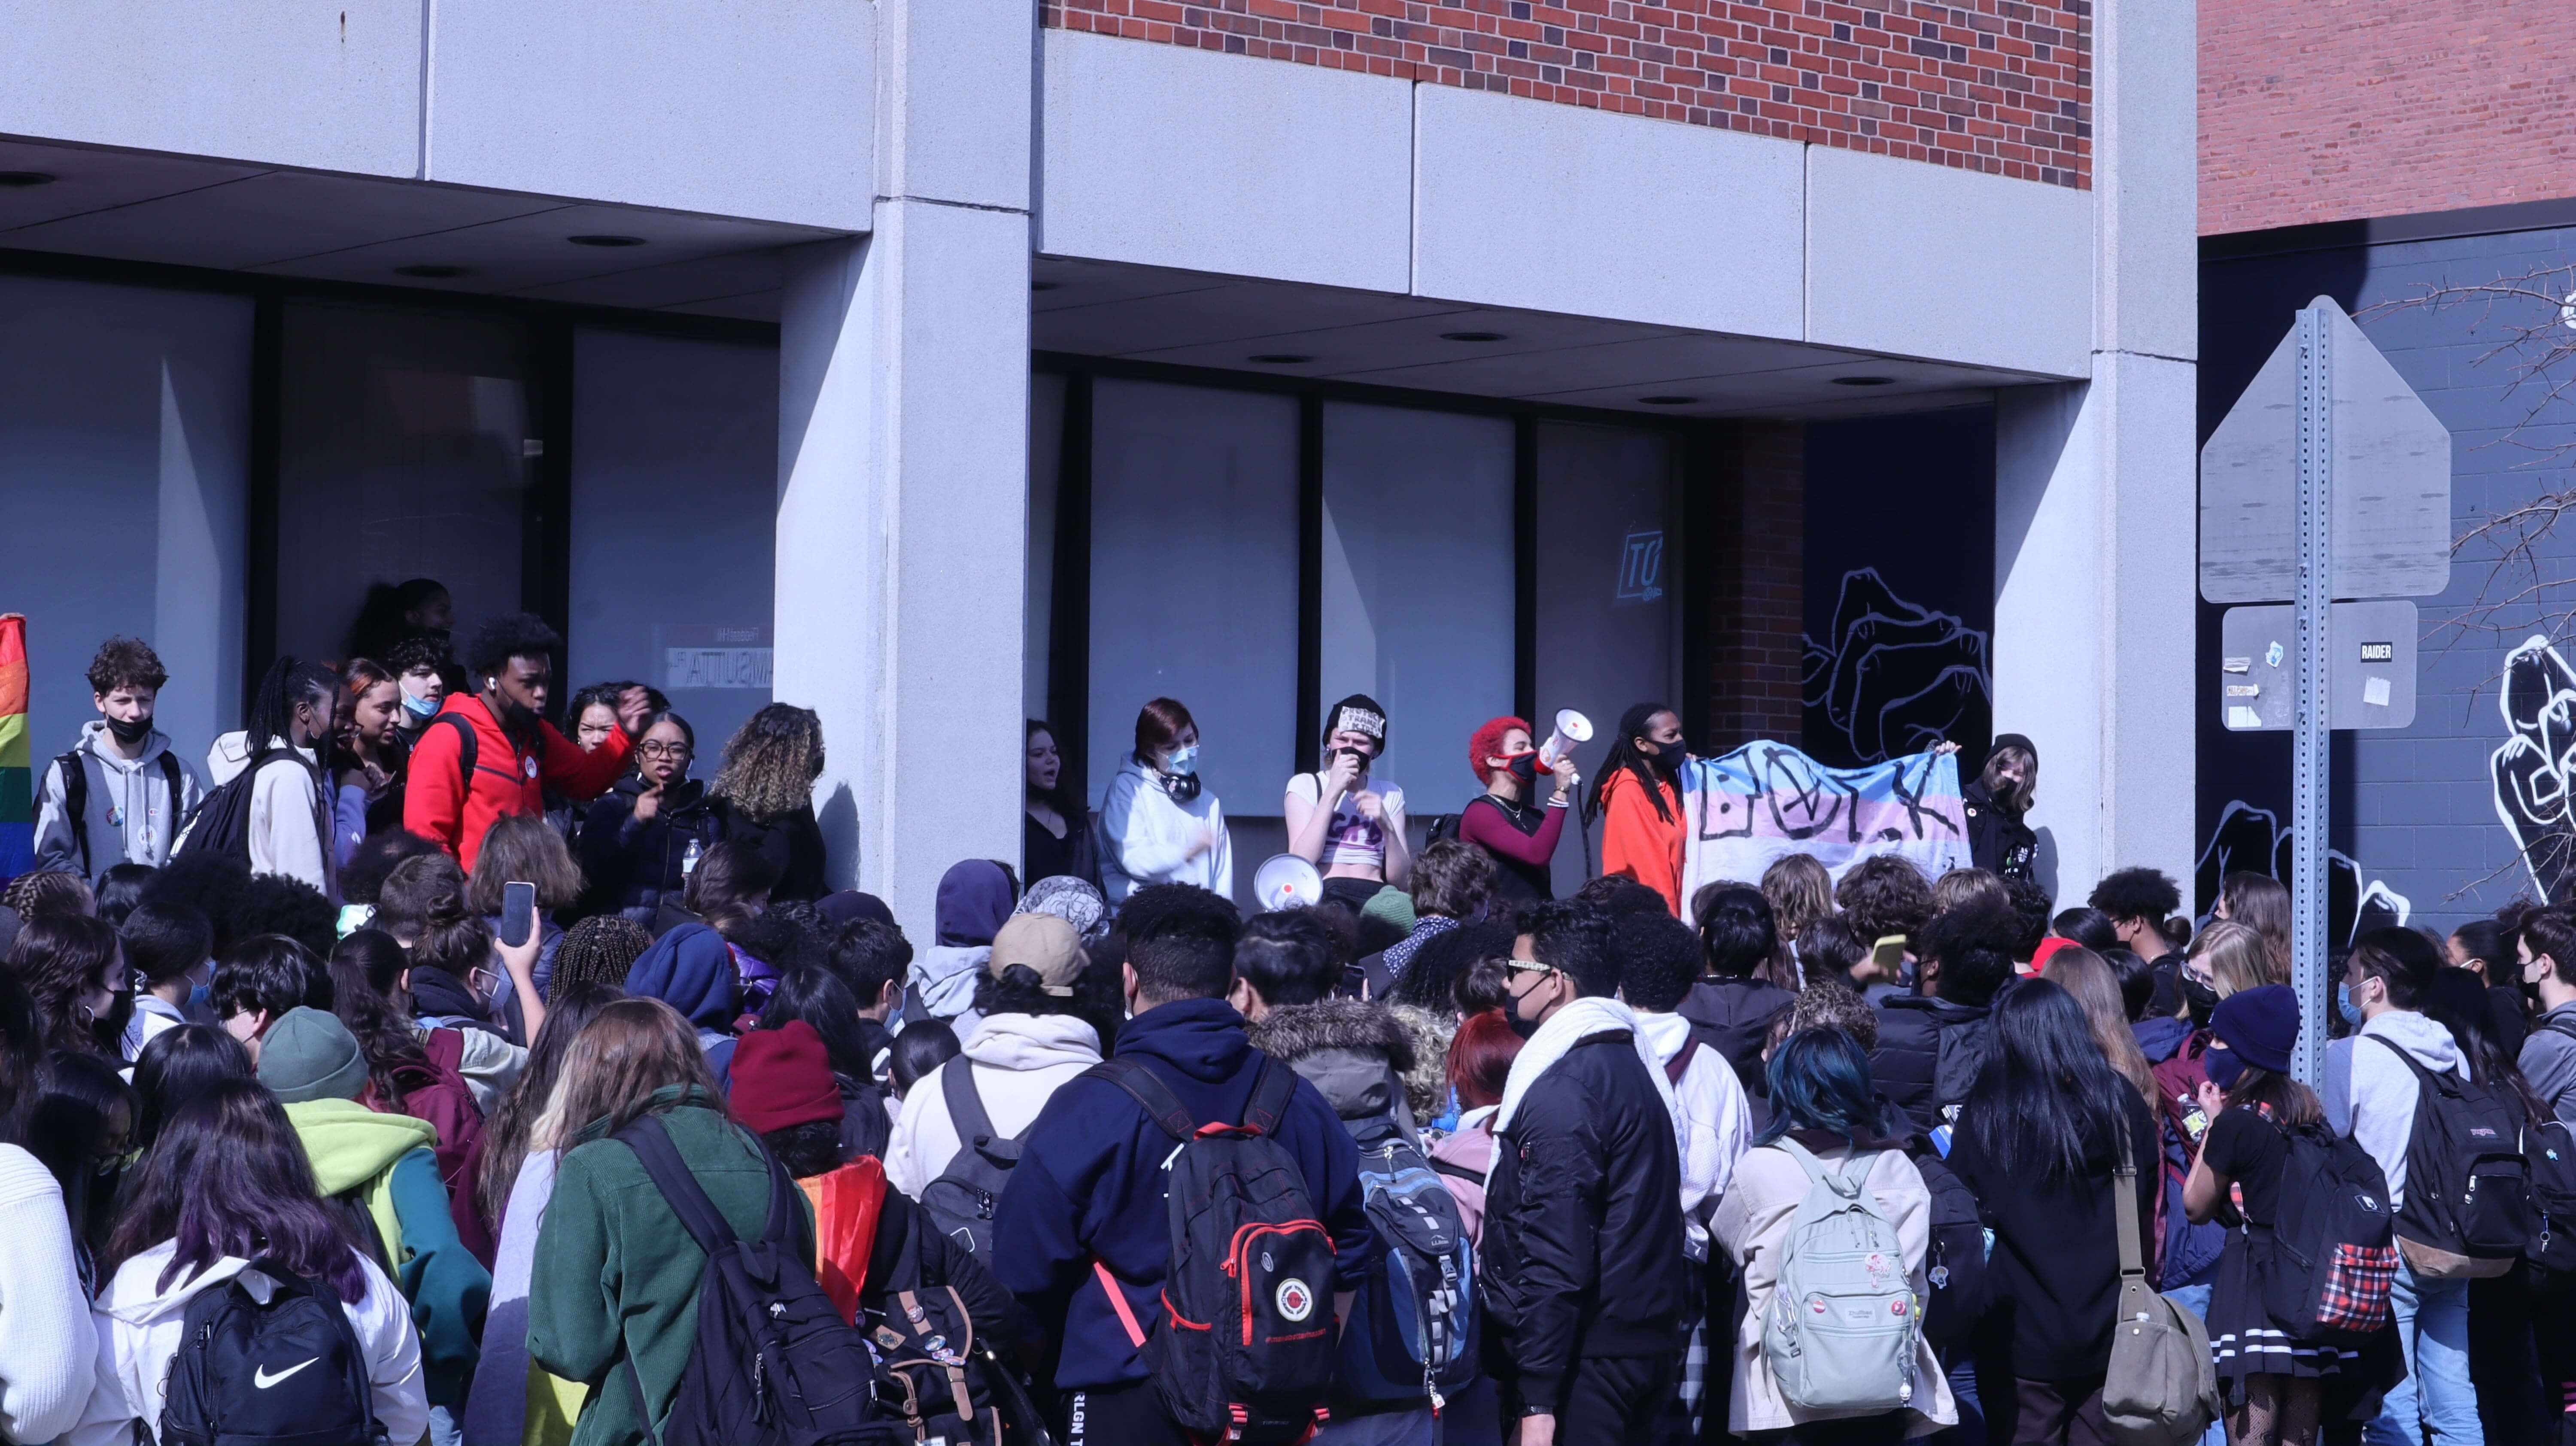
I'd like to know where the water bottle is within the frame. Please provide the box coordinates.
[681,838,703,877]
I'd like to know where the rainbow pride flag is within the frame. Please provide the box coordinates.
[0,614,27,880]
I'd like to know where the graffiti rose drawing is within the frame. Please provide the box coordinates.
[2493,635,2576,902]
[2193,799,2410,950]
[1802,569,1991,766]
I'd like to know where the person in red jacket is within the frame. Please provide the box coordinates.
[1585,702,1689,917]
[403,613,643,871]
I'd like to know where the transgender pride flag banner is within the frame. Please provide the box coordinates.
[0,614,29,881]
[1679,740,1970,899]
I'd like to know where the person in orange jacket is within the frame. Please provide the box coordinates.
[1586,702,1690,917]
[402,613,643,872]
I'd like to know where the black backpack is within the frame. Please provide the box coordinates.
[1910,1149,1990,1350]
[52,747,187,875]
[2527,1115,2576,1279]
[2258,1121,2400,1340]
[917,1058,1024,1270]
[176,747,322,864]
[613,1113,897,1446]
[864,1210,1002,1446]
[160,1260,384,1446]
[1086,1055,1338,1444]
[2367,1036,2535,1264]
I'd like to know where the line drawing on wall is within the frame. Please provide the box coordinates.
[2193,799,2411,947]
[2493,634,2576,902]
[1801,568,1991,765]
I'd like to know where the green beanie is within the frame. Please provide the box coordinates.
[1360,884,1418,936]
[256,1006,370,1104]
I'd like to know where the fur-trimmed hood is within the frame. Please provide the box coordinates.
[1249,998,1417,1072]
[1249,999,1421,1140]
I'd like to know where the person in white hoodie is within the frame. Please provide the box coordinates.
[1097,697,1231,905]
[194,657,340,902]
[32,636,205,883]
[2323,927,2482,1446]
[887,913,1102,1200]
[67,1077,428,1446]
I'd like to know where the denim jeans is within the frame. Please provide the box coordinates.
[2366,1261,2484,1445]
[2162,1283,2227,1446]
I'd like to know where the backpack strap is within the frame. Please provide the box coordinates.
[1769,1136,1868,1197]
[53,751,90,878]
[1242,1055,1297,1137]
[431,711,484,791]
[1083,1057,1200,1142]
[1430,1156,1488,1188]
[940,1056,1008,1154]
[2112,1157,2147,1281]
[2540,1015,2576,1044]
[1665,1035,1701,1087]
[615,1111,801,1256]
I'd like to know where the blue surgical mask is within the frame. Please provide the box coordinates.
[1163,744,1200,777]
[401,690,438,720]
[2336,981,2364,1027]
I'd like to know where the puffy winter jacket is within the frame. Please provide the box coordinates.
[404,695,629,873]
[1482,1030,1687,1413]
[1871,993,1995,1123]
[577,775,723,921]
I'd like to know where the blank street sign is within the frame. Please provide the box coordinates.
[2219,599,2418,730]
[2199,297,2452,604]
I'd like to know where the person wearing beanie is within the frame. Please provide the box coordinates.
[1285,693,1412,911]
[885,912,1101,1200]
[1963,732,2039,881]
[262,1007,493,1421]
[2184,983,2404,1435]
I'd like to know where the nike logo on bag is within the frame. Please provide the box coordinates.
[253,1358,320,1390]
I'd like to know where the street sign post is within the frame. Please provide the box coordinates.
[2200,297,2452,1086]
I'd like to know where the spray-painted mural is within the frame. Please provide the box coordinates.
[2493,634,2576,901]
[1801,568,1993,768]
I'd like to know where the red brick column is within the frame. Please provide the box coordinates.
[1692,420,1806,753]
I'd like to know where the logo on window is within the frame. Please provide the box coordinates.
[1617,530,1665,604]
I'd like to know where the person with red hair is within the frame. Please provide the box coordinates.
[1457,716,1579,907]
[1426,1008,1525,1246]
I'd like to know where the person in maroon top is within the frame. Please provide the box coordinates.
[1459,716,1580,906]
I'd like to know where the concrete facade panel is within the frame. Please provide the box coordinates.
[1412,86,1803,340]
[1807,146,2094,378]
[431,0,872,228]
[0,1,422,176]
[1037,31,1411,293]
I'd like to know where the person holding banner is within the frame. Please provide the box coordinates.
[1585,704,1689,917]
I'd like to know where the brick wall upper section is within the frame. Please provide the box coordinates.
[1045,0,2093,189]
[1699,421,1807,753]
[2202,0,2576,235]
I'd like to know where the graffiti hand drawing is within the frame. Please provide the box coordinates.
[2194,800,2411,951]
[2493,635,2576,902]
[1803,569,1992,766]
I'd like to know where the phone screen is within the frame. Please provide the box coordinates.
[500,881,537,947]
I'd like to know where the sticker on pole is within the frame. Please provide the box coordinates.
[2218,601,2418,730]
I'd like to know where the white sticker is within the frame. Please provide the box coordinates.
[2222,657,2252,674]
[2363,675,2391,707]
[2265,641,2284,669]
[2228,706,2264,729]
[1275,1277,1315,1323]
[2226,684,2260,698]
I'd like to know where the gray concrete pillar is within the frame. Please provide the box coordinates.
[774,0,1033,938]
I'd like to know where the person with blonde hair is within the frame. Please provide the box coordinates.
[2148,917,2278,1373]
[2044,945,2157,1111]
[2213,873,2293,985]
[709,702,830,903]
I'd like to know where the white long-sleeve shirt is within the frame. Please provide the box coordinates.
[1097,757,1232,904]
[1637,1009,1755,1258]
[0,1145,96,1446]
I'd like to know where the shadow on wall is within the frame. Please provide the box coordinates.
[818,781,858,892]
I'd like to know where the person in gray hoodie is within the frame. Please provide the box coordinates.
[2322,927,2482,1446]
[31,637,203,882]
[2512,904,2576,1124]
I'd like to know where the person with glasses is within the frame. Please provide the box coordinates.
[578,711,724,928]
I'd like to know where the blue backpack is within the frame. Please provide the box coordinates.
[1338,1114,1480,1409]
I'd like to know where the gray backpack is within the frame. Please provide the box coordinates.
[916,1058,1024,1270]
[1761,1139,1923,1412]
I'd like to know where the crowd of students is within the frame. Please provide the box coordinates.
[3,613,2574,1446]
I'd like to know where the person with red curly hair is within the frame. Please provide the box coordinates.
[1458,716,1579,907]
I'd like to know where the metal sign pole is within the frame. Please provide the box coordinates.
[2292,305,2332,1085]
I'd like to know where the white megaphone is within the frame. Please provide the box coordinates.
[1253,854,1324,912]
[1537,709,1594,770]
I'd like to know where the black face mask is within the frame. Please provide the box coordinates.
[2181,973,2221,1032]
[103,714,152,747]
[1504,1007,1543,1041]
[1645,742,1681,777]
[1505,752,1538,782]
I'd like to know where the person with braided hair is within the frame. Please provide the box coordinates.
[1585,703,1689,917]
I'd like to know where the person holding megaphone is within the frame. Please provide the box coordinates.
[1461,715,1581,905]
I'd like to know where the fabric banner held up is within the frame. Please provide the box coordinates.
[1679,740,1970,900]
[0,614,29,881]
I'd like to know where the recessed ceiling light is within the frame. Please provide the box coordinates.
[1440,330,1508,342]
[1031,280,1060,292]
[394,264,469,279]
[1248,354,1315,365]
[567,234,646,248]
[1638,395,1699,406]
[0,171,57,188]
[1832,375,1896,386]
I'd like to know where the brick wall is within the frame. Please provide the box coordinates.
[1048,0,2092,189]
[2202,0,2576,235]
[1694,420,1807,752]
